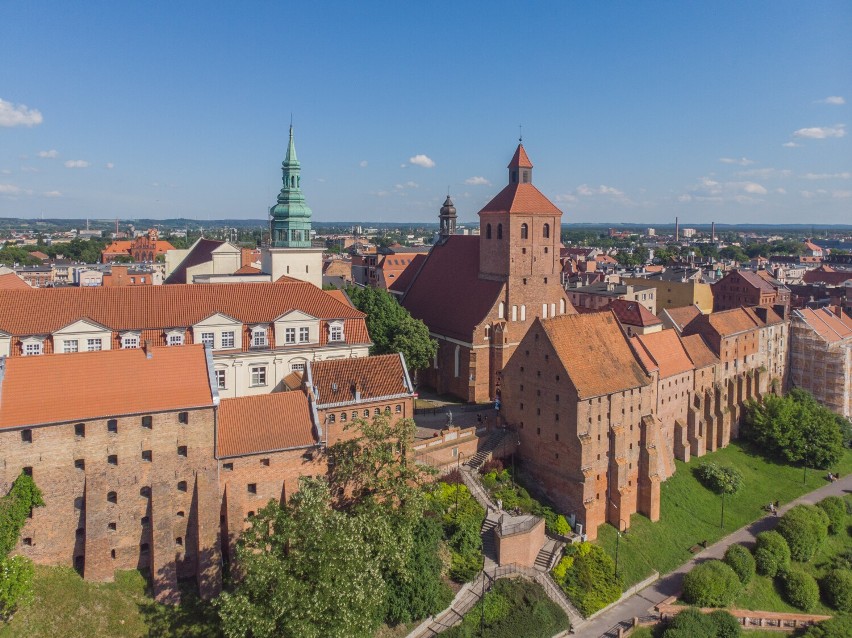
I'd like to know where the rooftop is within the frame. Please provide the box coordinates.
[308,353,412,406]
[217,391,316,457]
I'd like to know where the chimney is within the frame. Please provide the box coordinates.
[143,340,153,359]
[675,216,679,242]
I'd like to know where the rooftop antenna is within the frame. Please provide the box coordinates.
[519,124,523,143]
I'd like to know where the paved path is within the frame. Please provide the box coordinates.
[577,474,852,638]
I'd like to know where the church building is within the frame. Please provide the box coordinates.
[399,143,576,402]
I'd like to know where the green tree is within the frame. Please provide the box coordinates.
[559,542,622,616]
[754,530,791,577]
[0,472,44,620]
[345,285,437,373]
[681,560,742,607]
[776,504,829,562]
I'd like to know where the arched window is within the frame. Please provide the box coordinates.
[560,298,566,314]
[498,301,505,319]
[497,224,503,239]
[486,224,492,239]
[543,223,550,239]
[520,224,528,239]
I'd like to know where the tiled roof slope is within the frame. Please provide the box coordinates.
[737,269,777,293]
[0,281,365,335]
[217,391,316,457]
[794,307,852,343]
[388,253,426,294]
[401,236,504,341]
[663,305,702,331]
[680,334,719,368]
[309,353,412,406]
[0,273,30,289]
[0,345,214,429]
[802,265,852,286]
[607,299,663,327]
[632,330,694,378]
[541,312,650,399]
[508,144,533,169]
[233,265,261,275]
[164,238,224,284]
[479,183,562,216]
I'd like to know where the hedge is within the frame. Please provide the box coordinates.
[754,531,791,577]
[777,504,829,562]
[724,544,755,585]
[782,568,820,612]
[661,607,742,638]
[681,560,741,608]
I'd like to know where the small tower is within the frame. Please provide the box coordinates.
[270,125,312,248]
[438,195,457,240]
[508,143,533,185]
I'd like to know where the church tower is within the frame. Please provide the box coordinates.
[270,125,312,248]
[438,195,457,241]
[261,125,323,287]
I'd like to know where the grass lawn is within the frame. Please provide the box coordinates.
[596,442,852,588]
[0,566,220,638]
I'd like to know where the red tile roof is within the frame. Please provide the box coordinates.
[0,281,366,336]
[541,312,650,399]
[802,265,852,286]
[0,272,31,290]
[233,265,261,275]
[217,391,316,457]
[479,183,562,216]
[0,345,214,429]
[389,253,427,294]
[680,334,719,368]
[308,353,412,406]
[102,240,133,255]
[606,299,663,327]
[662,305,702,331]
[508,144,533,169]
[794,307,852,343]
[632,330,694,378]
[324,289,354,307]
[402,236,504,341]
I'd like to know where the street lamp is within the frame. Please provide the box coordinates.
[802,444,810,486]
[615,518,628,578]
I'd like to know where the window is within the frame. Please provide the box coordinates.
[177,511,185,517]
[291,362,305,372]
[63,340,79,353]
[107,491,117,504]
[299,327,310,343]
[520,223,528,239]
[543,223,550,238]
[328,413,336,424]
[252,328,267,348]
[329,324,344,342]
[177,446,187,457]
[177,481,187,492]
[250,366,267,387]
[75,459,85,470]
[141,450,152,462]
[247,483,257,494]
[21,429,32,443]
[75,423,85,437]
[395,404,402,413]
[23,537,32,546]
[23,342,42,356]
[214,369,226,389]
[285,327,296,344]
[86,338,102,352]
[176,537,183,547]
[107,419,118,433]
[108,522,117,531]
[221,331,235,349]
[122,334,139,349]
[261,458,270,467]
[486,224,492,239]
[340,412,347,422]
[168,333,184,346]
[178,411,189,424]
[200,332,214,348]
[374,408,381,415]
[108,454,118,465]
[223,462,233,471]
[363,409,370,417]
[497,224,503,239]
[352,411,358,420]
[141,415,152,429]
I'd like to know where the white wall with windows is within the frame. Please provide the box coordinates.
[52,320,113,354]
[274,310,319,348]
[192,313,243,351]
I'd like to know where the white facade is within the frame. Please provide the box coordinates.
[261,246,323,288]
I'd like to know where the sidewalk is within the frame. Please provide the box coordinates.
[577,474,852,637]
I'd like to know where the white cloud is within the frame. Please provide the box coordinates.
[793,124,846,139]
[0,184,23,194]
[801,172,852,180]
[682,176,770,202]
[719,157,755,166]
[21,166,39,173]
[554,193,578,204]
[38,149,59,159]
[0,98,43,127]
[105,162,114,169]
[465,176,491,186]
[816,96,845,105]
[782,141,801,148]
[737,168,792,179]
[43,190,62,198]
[0,169,10,175]
[408,154,435,168]
[832,190,852,199]
[776,188,787,195]
[742,182,768,195]
[394,181,419,190]
[64,160,90,168]
[359,160,368,168]
[576,184,624,197]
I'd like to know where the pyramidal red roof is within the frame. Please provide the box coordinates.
[478,183,562,216]
[508,144,533,169]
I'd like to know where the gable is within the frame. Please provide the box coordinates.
[54,318,111,335]
[275,309,319,323]
[194,312,242,327]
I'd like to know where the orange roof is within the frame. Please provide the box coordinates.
[680,334,719,368]
[283,370,304,390]
[0,281,366,336]
[217,391,316,457]
[233,265,261,275]
[632,330,694,378]
[663,305,702,331]
[794,307,852,343]
[607,299,663,327]
[541,312,650,399]
[324,289,353,307]
[508,143,533,169]
[478,182,562,216]
[706,307,762,335]
[308,353,413,406]
[102,240,132,254]
[0,345,214,429]
[0,272,31,290]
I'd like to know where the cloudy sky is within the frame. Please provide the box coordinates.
[1,2,850,224]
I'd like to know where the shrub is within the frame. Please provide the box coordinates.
[754,531,791,577]
[478,459,504,475]
[802,613,852,638]
[0,555,35,621]
[681,560,741,607]
[821,569,852,612]
[782,568,820,612]
[553,515,572,537]
[724,544,755,585]
[708,609,743,638]
[551,555,574,583]
[559,542,622,616]
[694,462,744,495]
[777,504,829,562]
[817,496,846,536]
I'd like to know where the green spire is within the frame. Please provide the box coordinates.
[270,125,312,248]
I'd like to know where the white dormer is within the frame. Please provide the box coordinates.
[120,331,141,349]
[327,320,345,343]
[166,328,185,346]
[192,313,242,351]
[21,336,45,356]
[53,318,112,353]
[274,310,319,348]
[250,325,269,348]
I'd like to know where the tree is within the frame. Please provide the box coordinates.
[724,544,755,585]
[558,542,622,616]
[782,569,820,612]
[345,285,437,373]
[821,570,852,612]
[776,504,829,562]
[662,607,742,638]
[681,560,741,607]
[817,496,846,535]
[754,531,791,577]
[695,462,743,529]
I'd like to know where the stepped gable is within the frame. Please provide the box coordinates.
[217,392,316,457]
[0,345,214,429]
[680,333,719,367]
[632,329,694,378]
[478,182,562,216]
[163,238,224,284]
[663,305,702,331]
[541,312,650,399]
[0,281,365,335]
[401,235,503,341]
[309,353,411,406]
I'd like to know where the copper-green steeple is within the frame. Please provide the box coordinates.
[270,125,312,248]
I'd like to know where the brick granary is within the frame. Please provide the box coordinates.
[0,346,414,602]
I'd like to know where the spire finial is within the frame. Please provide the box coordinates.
[447,185,450,197]
[519,124,523,143]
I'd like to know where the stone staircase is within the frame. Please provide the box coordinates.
[480,516,498,568]
[464,429,513,472]
[535,537,565,572]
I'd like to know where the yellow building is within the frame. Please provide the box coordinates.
[623,276,713,313]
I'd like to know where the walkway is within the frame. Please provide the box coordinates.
[580,474,852,638]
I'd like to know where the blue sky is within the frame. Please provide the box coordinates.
[1,2,850,225]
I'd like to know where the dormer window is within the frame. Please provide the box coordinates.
[168,333,183,346]
[251,327,268,348]
[22,339,43,356]
[328,322,344,343]
[121,333,140,349]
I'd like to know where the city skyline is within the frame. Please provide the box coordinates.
[1,2,850,224]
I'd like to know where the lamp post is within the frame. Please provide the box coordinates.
[802,444,809,486]
[615,519,628,578]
